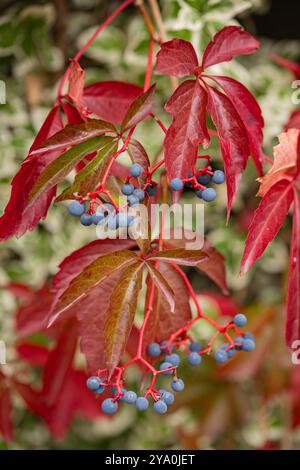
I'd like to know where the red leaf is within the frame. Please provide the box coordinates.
[143,263,192,355]
[0,380,13,443]
[5,282,35,302]
[83,81,143,125]
[164,80,210,181]
[210,76,264,175]
[199,292,239,317]
[201,26,259,69]
[0,106,64,240]
[16,285,53,339]
[17,343,50,366]
[271,55,300,78]
[146,262,175,312]
[121,84,155,132]
[258,129,300,197]
[148,248,207,266]
[67,60,88,117]
[207,85,250,219]
[286,110,300,131]
[286,192,300,346]
[155,38,198,77]
[240,180,294,274]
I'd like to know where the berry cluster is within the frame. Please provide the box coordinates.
[170,167,225,202]
[86,314,255,415]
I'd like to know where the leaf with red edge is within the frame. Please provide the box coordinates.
[29,136,110,205]
[145,262,175,312]
[148,248,207,266]
[271,55,300,78]
[67,60,88,117]
[143,263,192,356]
[207,85,250,220]
[211,76,264,175]
[83,81,143,125]
[49,250,139,325]
[286,192,300,346]
[201,26,259,69]
[104,262,143,373]
[240,180,294,274]
[155,38,198,77]
[0,105,64,240]
[286,110,300,131]
[0,376,13,443]
[258,129,300,197]
[164,80,210,181]
[121,84,155,132]
[30,119,117,155]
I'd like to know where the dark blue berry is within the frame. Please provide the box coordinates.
[159,362,173,375]
[132,189,145,201]
[201,188,216,202]
[165,353,180,366]
[212,170,225,184]
[197,173,211,185]
[189,342,201,352]
[227,348,236,358]
[80,213,93,226]
[116,213,134,227]
[233,313,247,327]
[135,397,149,411]
[101,398,118,415]
[235,336,244,350]
[171,379,184,392]
[147,342,161,357]
[242,339,255,352]
[170,178,183,191]
[130,163,143,177]
[92,213,104,225]
[94,385,105,394]
[160,341,174,352]
[127,195,139,206]
[123,390,137,404]
[121,183,134,196]
[214,349,228,363]
[86,376,101,391]
[244,332,254,341]
[153,400,168,414]
[188,352,202,366]
[146,184,158,197]
[195,189,203,199]
[107,215,118,230]
[159,390,175,405]
[68,201,85,216]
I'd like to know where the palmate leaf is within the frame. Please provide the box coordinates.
[49,250,139,325]
[29,136,111,205]
[121,84,156,132]
[155,38,198,77]
[104,262,144,373]
[55,137,118,201]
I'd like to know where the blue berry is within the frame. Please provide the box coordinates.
[165,353,180,366]
[212,170,225,184]
[94,385,105,394]
[189,342,201,352]
[121,183,134,195]
[107,215,118,230]
[242,339,255,352]
[80,213,93,226]
[201,188,216,202]
[127,195,139,206]
[159,390,175,405]
[101,398,118,415]
[170,178,183,191]
[135,397,149,411]
[214,349,228,363]
[130,163,143,177]
[116,213,134,227]
[86,376,101,391]
[233,313,247,327]
[188,352,202,366]
[92,213,104,225]
[132,189,145,201]
[68,200,85,216]
[197,173,211,185]
[146,184,158,197]
[123,390,137,404]
[112,387,126,399]
[147,342,161,357]
[235,336,244,350]
[153,400,168,414]
[195,189,203,199]
[171,379,184,392]
[159,362,173,375]
[227,348,236,358]
[244,332,254,340]
[160,341,174,352]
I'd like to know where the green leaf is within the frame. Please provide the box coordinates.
[104,262,143,373]
[29,136,110,203]
[50,250,139,325]
[121,84,156,132]
[147,248,208,266]
[56,137,118,201]
[30,119,117,155]
[145,262,175,312]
